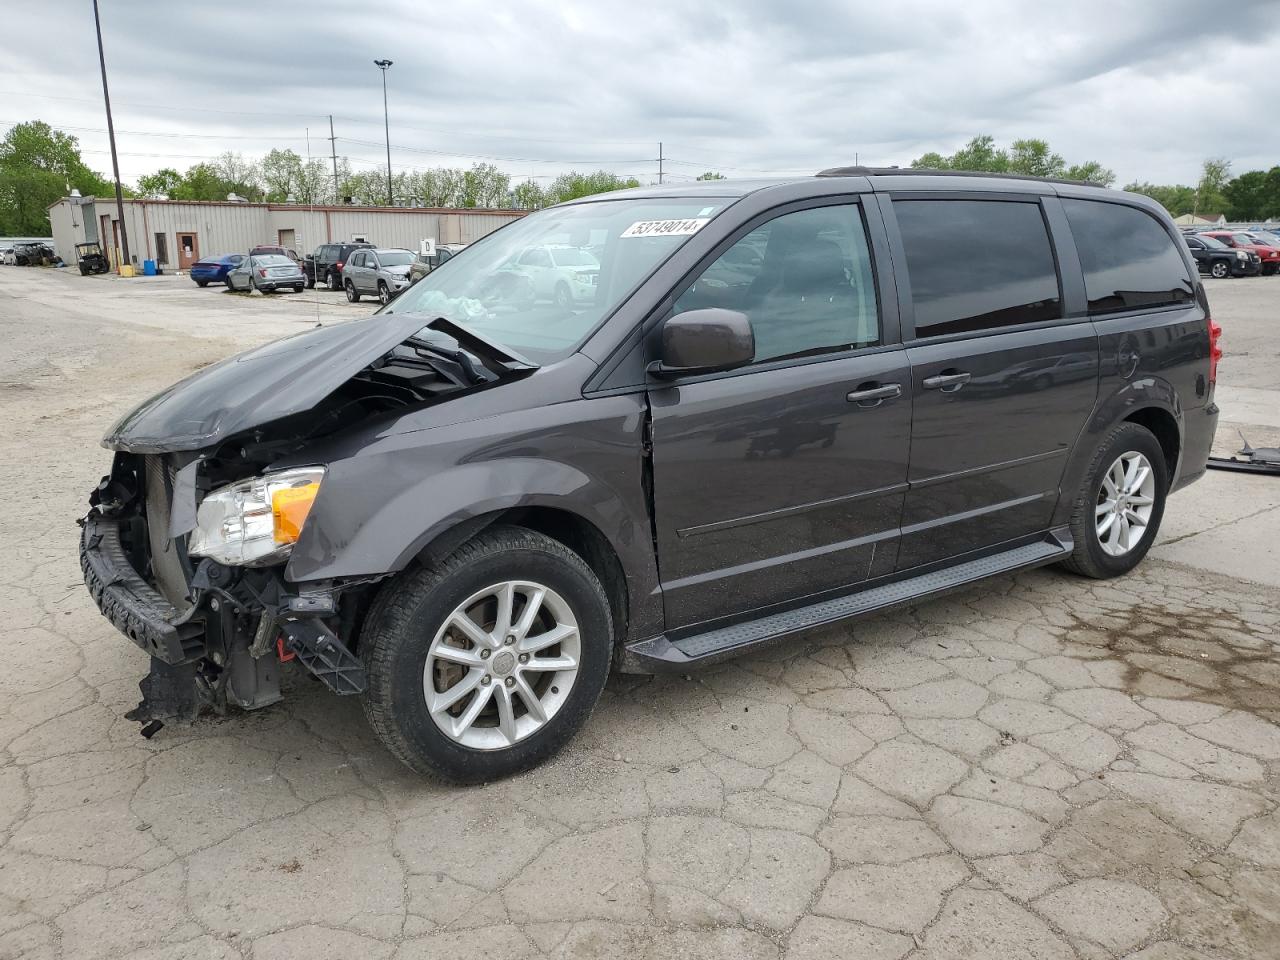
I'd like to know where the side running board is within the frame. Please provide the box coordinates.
[625,530,1072,670]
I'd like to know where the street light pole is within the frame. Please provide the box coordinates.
[92,0,130,272]
[374,59,394,207]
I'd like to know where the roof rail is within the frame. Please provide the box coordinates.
[815,165,1106,189]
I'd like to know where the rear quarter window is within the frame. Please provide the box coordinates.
[1063,199,1193,314]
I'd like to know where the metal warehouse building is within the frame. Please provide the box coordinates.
[47,195,524,272]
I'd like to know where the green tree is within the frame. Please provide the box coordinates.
[696,171,726,180]
[1195,157,1231,217]
[544,170,641,205]
[214,151,263,200]
[1008,138,1065,178]
[910,151,950,170]
[511,179,546,210]
[1063,161,1116,188]
[460,163,511,207]
[0,120,113,234]
[1222,166,1280,221]
[948,135,1009,173]
[136,167,183,198]
[1123,182,1196,217]
[169,163,232,201]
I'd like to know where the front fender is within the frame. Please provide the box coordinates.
[284,393,658,599]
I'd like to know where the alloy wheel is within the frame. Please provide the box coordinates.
[423,580,580,750]
[1095,451,1156,556]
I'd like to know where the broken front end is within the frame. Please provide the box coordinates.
[77,314,536,730]
[80,451,371,727]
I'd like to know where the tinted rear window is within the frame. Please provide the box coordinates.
[896,199,1061,338]
[1063,199,1193,314]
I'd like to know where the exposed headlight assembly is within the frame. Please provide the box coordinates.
[188,467,325,566]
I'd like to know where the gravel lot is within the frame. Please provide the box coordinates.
[1,266,1278,960]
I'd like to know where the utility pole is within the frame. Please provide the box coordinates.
[92,0,130,273]
[658,142,664,185]
[374,59,394,206]
[328,115,340,201]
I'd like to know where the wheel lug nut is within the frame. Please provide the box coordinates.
[505,676,515,687]
[481,675,491,685]
[480,649,490,659]
[518,653,529,664]
[505,635,516,645]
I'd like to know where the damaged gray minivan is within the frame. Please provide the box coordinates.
[81,168,1220,781]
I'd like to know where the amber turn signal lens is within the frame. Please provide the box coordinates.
[271,482,321,544]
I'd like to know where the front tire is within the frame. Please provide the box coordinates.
[345,279,361,302]
[1061,422,1167,579]
[378,281,391,305]
[553,281,573,309]
[1262,264,1277,277]
[361,526,613,783]
[1210,261,1230,279]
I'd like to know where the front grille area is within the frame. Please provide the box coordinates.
[143,455,193,613]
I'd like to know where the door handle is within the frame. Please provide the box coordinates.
[923,371,971,392]
[846,382,901,405]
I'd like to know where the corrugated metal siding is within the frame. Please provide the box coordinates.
[53,198,523,267]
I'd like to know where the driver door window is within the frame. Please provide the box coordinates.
[676,203,879,364]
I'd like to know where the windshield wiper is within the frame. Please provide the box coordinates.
[409,316,539,373]
[402,334,497,386]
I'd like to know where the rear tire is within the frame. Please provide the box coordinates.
[306,273,315,289]
[1061,422,1168,579]
[293,284,303,293]
[345,279,361,302]
[196,279,208,287]
[327,271,340,291]
[360,526,613,783]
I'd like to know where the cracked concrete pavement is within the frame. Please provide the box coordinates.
[1,267,1278,959]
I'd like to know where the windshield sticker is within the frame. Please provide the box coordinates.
[621,218,710,239]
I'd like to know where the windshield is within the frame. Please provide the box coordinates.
[378,250,414,266]
[385,197,728,362]
[1199,235,1228,249]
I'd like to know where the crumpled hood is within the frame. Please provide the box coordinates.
[103,313,431,453]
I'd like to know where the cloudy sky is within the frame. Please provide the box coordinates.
[4,0,1279,189]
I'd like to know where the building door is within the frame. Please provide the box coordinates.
[278,228,296,249]
[177,232,199,270]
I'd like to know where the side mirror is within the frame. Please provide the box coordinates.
[650,308,754,379]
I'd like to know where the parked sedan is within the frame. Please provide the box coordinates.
[341,247,416,304]
[227,254,306,293]
[190,253,246,287]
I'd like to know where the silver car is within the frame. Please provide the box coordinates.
[342,248,415,305]
[227,254,306,294]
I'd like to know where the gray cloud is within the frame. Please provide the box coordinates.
[3,0,1279,187]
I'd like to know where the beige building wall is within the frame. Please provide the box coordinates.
[47,197,524,271]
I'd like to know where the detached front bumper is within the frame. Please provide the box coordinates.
[79,515,204,664]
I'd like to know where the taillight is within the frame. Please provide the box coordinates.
[1209,318,1222,386]
[335,260,344,270]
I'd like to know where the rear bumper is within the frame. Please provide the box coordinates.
[1172,401,1219,493]
[79,516,204,664]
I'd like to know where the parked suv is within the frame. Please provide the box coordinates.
[79,170,1220,783]
[304,241,375,289]
[342,247,416,304]
[408,242,467,284]
[1184,233,1259,278]
[1200,231,1280,275]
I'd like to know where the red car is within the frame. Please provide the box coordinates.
[1201,231,1280,275]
